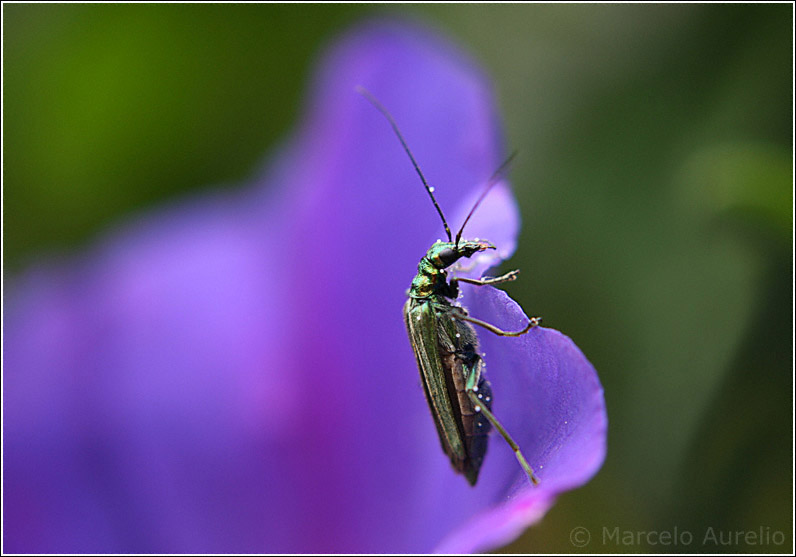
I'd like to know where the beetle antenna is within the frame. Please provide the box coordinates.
[455,151,518,248]
[357,86,452,243]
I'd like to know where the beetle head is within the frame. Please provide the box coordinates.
[426,240,495,270]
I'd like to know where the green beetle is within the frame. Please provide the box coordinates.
[359,87,541,486]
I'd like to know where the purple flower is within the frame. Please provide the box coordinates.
[4,20,607,553]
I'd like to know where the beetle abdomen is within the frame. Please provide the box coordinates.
[438,315,493,485]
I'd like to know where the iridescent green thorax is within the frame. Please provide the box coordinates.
[408,240,495,299]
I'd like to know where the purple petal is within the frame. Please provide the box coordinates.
[435,285,608,552]
[5,195,297,552]
[4,19,606,554]
[449,177,521,276]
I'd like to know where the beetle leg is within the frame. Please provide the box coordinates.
[464,359,540,486]
[451,307,541,337]
[456,269,520,287]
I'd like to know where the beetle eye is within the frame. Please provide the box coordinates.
[437,248,459,267]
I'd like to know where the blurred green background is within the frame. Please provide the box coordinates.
[4,4,792,553]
